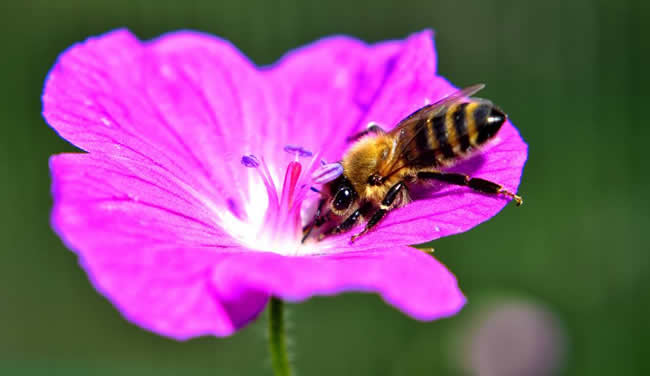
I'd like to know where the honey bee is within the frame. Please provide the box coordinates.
[303,84,523,243]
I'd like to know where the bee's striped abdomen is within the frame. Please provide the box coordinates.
[449,103,470,152]
[471,103,506,145]
[445,101,507,156]
[404,100,507,166]
[432,113,455,159]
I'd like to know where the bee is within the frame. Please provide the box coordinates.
[303,84,522,243]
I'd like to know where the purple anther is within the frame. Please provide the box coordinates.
[312,162,344,184]
[283,145,313,158]
[241,154,260,168]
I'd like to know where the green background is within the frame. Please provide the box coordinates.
[1,0,648,375]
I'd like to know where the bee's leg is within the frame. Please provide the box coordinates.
[346,122,386,142]
[321,202,374,239]
[350,182,406,243]
[301,198,327,243]
[326,209,363,236]
[417,171,523,206]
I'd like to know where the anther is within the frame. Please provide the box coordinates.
[241,154,260,168]
[312,162,344,184]
[283,145,313,158]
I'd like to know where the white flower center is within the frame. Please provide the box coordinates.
[215,149,328,256]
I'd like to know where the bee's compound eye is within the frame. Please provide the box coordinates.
[333,188,354,211]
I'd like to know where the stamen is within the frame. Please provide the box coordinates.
[241,154,260,168]
[254,157,279,217]
[241,154,279,217]
[312,162,344,184]
[225,149,325,256]
[283,145,313,158]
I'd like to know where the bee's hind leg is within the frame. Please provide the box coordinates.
[346,122,386,142]
[417,171,523,206]
[350,181,406,243]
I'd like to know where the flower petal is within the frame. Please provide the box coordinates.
[43,29,275,214]
[323,120,528,249]
[50,154,267,339]
[266,30,440,163]
[212,246,465,321]
[354,30,450,129]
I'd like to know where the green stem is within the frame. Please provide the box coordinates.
[268,297,292,376]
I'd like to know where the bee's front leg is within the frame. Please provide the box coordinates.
[327,209,363,236]
[350,181,406,243]
[301,198,327,243]
[319,202,373,240]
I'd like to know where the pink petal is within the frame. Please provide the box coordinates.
[212,246,465,321]
[266,30,438,163]
[355,30,450,128]
[43,29,275,214]
[50,154,267,339]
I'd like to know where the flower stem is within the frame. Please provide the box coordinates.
[268,297,292,376]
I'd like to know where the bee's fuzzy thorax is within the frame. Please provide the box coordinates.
[341,135,393,196]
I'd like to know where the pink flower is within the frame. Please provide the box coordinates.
[43,29,527,340]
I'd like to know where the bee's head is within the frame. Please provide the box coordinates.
[326,175,358,216]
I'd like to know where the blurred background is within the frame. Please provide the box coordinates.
[1,0,648,375]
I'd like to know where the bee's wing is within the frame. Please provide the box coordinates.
[389,84,485,138]
[385,84,486,174]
